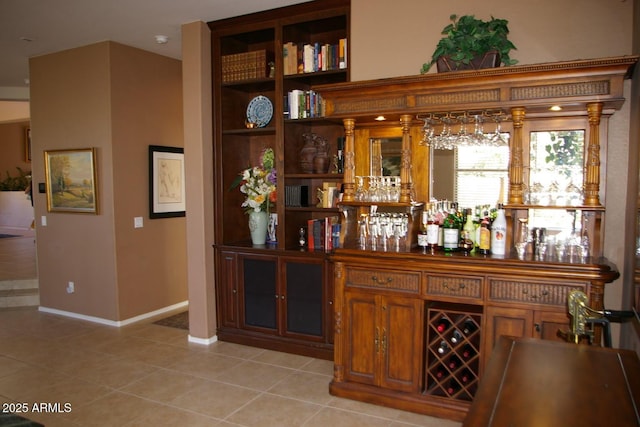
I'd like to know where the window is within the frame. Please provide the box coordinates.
[454,144,509,209]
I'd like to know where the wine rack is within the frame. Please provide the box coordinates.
[425,305,482,401]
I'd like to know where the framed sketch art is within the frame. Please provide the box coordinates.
[149,145,185,219]
[44,148,98,214]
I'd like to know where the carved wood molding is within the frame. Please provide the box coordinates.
[316,56,638,121]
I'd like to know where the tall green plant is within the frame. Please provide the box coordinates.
[0,167,31,191]
[421,14,517,74]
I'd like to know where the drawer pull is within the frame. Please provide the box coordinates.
[523,289,549,299]
[371,276,393,285]
[443,282,466,291]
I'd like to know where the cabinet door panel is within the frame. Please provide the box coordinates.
[381,297,423,392]
[284,260,323,338]
[484,306,533,357]
[219,251,238,327]
[534,310,569,342]
[241,257,277,331]
[345,291,377,386]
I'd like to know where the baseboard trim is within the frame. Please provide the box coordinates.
[188,334,218,345]
[38,300,189,327]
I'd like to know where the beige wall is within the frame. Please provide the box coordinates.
[30,41,187,321]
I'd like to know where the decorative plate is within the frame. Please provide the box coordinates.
[246,95,273,127]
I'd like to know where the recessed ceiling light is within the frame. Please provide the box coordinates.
[375,115,386,121]
[549,105,562,111]
[155,35,169,44]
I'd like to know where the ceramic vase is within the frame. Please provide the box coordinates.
[248,211,268,245]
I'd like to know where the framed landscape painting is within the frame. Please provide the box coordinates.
[44,148,98,214]
[149,145,185,219]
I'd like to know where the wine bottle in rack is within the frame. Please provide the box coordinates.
[435,367,447,380]
[460,369,473,384]
[448,355,460,370]
[450,329,462,344]
[437,340,449,355]
[435,316,449,333]
[461,344,475,359]
[462,318,476,335]
[446,380,460,396]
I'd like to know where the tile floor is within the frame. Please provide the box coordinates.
[0,308,463,427]
[0,225,462,426]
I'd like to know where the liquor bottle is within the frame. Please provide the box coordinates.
[426,211,439,249]
[418,211,429,252]
[435,367,447,380]
[442,204,461,252]
[437,340,449,355]
[336,137,344,173]
[477,217,491,255]
[461,208,476,250]
[491,204,507,256]
[462,318,476,335]
[450,330,462,344]
[435,316,449,333]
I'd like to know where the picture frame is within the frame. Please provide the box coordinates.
[149,145,185,219]
[44,148,98,214]
[24,127,31,162]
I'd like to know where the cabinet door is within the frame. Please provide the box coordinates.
[533,310,570,342]
[239,255,278,333]
[282,258,324,339]
[218,251,239,328]
[483,306,533,357]
[380,296,423,393]
[344,291,377,386]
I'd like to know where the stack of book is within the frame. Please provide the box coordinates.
[285,89,325,119]
[282,39,348,75]
[307,216,341,251]
[221,50,271,83]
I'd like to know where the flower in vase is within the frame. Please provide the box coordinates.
[232,148,277,214]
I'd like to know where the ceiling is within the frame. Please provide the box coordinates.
[0,0,309,90]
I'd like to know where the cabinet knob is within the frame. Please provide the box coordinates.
[443,282,465,291]
[535,323,541,332]
[232,289,237,294]
[281,295,285,300]
[371,276,392,285]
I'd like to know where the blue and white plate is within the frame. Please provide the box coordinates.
[246,95,273,127]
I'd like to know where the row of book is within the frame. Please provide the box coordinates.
[221,50,272,83]
[307,216,341,251]
[285,89,325,119]
[283,39,348,75]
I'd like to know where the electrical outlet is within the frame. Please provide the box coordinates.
[66,281,74,294]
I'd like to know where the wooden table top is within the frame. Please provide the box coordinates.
[463,337,640,426]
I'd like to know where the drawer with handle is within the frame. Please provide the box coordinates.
[345,267,420,293]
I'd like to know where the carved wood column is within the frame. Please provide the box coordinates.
[399,114,413,203]
[584,102,603,206]
[342,118,356,202]
[508,107,526,204]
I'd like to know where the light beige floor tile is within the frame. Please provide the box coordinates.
[0,355,31,377]
[226,393,322,427]
[214,360,294,391]
[123,404,223,427]
[166,350,244,381]
[126,323,189,343]
[0,366,68,401]
[328,396,409,421]
[65,391,165,427]
[391,411,463,427]
[267,371,333,405]
[204,340,267,359]
[121,369,210,403]
[299,357,334,376]
[168,379,260,419]
[303,406,393,427]
[70,354,158,389]
[13,376,112,410]
[251,348,314,369]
